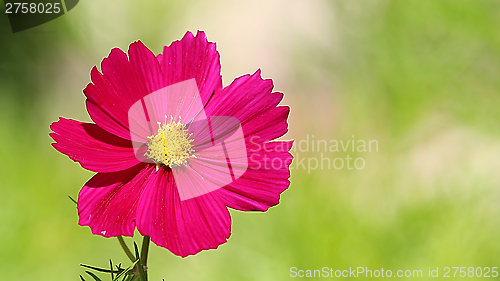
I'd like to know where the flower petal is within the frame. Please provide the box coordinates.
[128,41,164,99]
[242,106,290,143]
[84,32,222,141]
[173,159,231,201]
[50,117,142,173]
[161,31,222,107]
[203,71,293,211]
[84,51,139,140]
[84,41,164,140]
[128,79,208,145]
[218,141,293,211]
[206,69,289,142]
[135,168,231,257]
[183,116,249,200]
[86,100,131,140]
[78,164,153,237]
[78,165,154,237]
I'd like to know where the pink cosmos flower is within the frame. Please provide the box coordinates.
[50,31,292,257]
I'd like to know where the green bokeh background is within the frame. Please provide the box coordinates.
[1,0,500,280]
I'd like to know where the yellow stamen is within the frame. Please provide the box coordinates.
[145,116,196,168]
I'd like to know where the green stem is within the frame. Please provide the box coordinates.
[140,236,150,281]
[140,236,151,267]
[117,236,136,262]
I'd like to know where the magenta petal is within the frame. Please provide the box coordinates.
[218,141,293,211]
[84,53,137,138]
[135,168,231,257]
[205,70,290,142]
[205,70,283,124]
[187,122,248,193]
[161,31,223,106]
[84,42,164,141]
[242,106,290,143]
[85,32,223,141]
[128,41,164,99]
[128,79,208,146]
[50,117,141,173]
[78,164,153,237]
[172,161,231,201]
[174,115,248,200]
[86,101,132,141]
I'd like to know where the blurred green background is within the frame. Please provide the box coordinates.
[1,0,500,280]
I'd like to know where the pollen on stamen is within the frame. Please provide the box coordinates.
[144,116,196,169]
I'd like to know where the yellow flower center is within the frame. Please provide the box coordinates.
[144,116,195,169]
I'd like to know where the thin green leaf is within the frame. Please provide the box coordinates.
[81,264,121,274]
[133,242,147,281]
[68,195,77,206]
[80,275,86,281]
[113,259,139,281]
[133,242,140,260]
[110,259,115,280]
[86,271,103,281]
